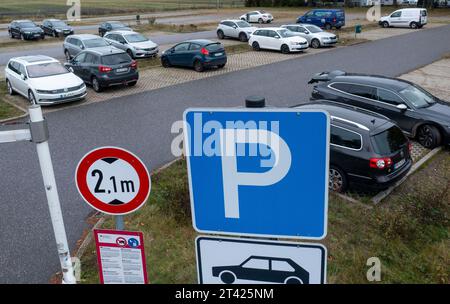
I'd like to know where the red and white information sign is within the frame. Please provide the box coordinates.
[75,147,151,215]
[94,229,148,284]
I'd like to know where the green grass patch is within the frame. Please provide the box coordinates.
[0,81,25,120]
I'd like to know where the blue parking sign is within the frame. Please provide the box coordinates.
[184,109,329,239]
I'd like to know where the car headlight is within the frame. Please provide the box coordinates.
[24,31,31,34]
[36,89,57,94]
[56,29,62,32]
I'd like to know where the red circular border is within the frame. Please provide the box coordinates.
[75,147,150,215]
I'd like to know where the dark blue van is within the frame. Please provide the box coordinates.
[297,9,345,30]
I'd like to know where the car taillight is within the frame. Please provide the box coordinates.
[333,18,336,22]
[201,48,209,55]
[408,141,413,154]
[131,60,138,69]
[99,65,112,73]
[370,157,392,169]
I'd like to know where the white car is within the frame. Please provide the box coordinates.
[281,24,337,48]
[248,28,308,54]
[240,11,273,24]
[5,55,86,105]
[104,30,159,59]
[216,19,258,42]
[379,8,427,29]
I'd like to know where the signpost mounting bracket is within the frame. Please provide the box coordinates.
[29,118,49,143]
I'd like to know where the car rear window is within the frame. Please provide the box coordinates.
[205,43,223,51]
[26,62,69,78]
[371,126,407,155]
[101,53,131,65]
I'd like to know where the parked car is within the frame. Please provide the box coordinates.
[248,28,308,54]
[239,11,273,24]
[98,21,132,37]
[103,30,158,59]
[281,24,337,48]
[41,19,74,37]
[309,70,450,149]
[216,19,258,42]
[5,55,86,105]
[379,8,427,29]
[8,20,44,40]
[296,101,412,192]
[296,9,345,30]
[63,34,114,60]
[64,48,138,92]
[161,40,227,72]
[212,256,309,284]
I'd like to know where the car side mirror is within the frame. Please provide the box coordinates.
[80,45,85,49]
[396,104,408,111]
[274,35,280,39]
[20,74,26,81]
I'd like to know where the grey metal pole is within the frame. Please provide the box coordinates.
[28,105,76,284]
[115,215,125,230]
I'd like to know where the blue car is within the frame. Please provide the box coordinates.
[297,9,345,30]
[161,39,227,72]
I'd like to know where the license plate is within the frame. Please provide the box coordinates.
[394,159,406,170]
[34,34,40,36]
[116,68,128,73]
[214,53,223,57]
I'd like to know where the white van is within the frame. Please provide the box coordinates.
[379,8,427,29]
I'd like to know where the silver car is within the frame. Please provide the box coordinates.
[63,34,113,60]
[281,24,337,48]
[104,30,159,59]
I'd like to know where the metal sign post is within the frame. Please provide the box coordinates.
[0,105,76,284]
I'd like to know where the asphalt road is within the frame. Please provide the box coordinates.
[1,25,449,283]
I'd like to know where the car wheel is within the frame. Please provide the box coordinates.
[193,60,204,72]
[127,81,137,87]
[217,30,225,39]
[20,33,25,41]
[53,31,57,37]
[311,38,321,49]
[28,90,36,104]
[241,18,246,21]
[218,64,225,69]
[324,23,332,30]
[127,49,135,59]
[258,18,263,24]
[161,57,171,68]
[329,166,348,193]
[281,44,290,54]
[219,271,236,284]
[382,21,389,28]
[92,77,103,93]
[6,80,15,95]
[239,32,247,42]
[417,125,441,149]
[252,41,260,51]
[410,22,418,29]
[336,26,342,29]
[285,277,303,284]
[64,50,71,61]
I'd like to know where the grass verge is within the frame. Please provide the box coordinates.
[0,81,25,120]
[80,149,450,284]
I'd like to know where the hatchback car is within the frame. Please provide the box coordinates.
[64,48,138,92]
[5,55,86,105]
[8,20,44,40]
[248,28,308,54]
[296,101,412,192]
[63,34,114,60]
[240,11,273,24]
[161,40,226,72]
[104,30,158,59]
[281,24,337,48]
[98,21,132,37]
[41,19,74,37]
[216,20,257,42]
[297,9,345,30]
[309,70,450,149]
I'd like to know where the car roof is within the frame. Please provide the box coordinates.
[13,20,35,23]
[295,101,393,134]
[309,9,343,11]
[107,30,138,35]
[257,27,284,31]
[221,19,249,23]
[184,39,217,45]
[82,46,125,56]
[68,34,102,40]
[11,55,57,65]
[331,74,410,92]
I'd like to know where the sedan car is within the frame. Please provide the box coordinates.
[8,20,44,40]
[161,40,227,72]
[64,48,138,92]
[240,11,273,24]
[248,28,308,54]
[5,55,86,105]
[98,21,132,37]
[309,70,450,149]
[104,30,158,59]
[216,19,257,42]
[281,24,337,48]
[63,34,114,60]
[41,19,74,37]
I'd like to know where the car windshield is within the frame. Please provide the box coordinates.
[110,22,126,29]
[305,25,323,33]
[18,22,36,28]
[259,10,266,14]
[83,38,108,48]
[371,126,407,155]
[26,62,69,78]
[277,29,292,38]
[398,85,436,108]
[101,53,131,65]
[52,21,68,27]
[236,21,251,28]
[124,33,148,43]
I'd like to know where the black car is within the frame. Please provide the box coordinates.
[296,101,412,192]
[212,256,310,284]
[98,21,132,37]
[64,47,139,92]
[8,20,44,40]
[309,70,450,149]
[41,19,74,37]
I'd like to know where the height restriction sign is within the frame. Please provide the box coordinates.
[75,147,151,215]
